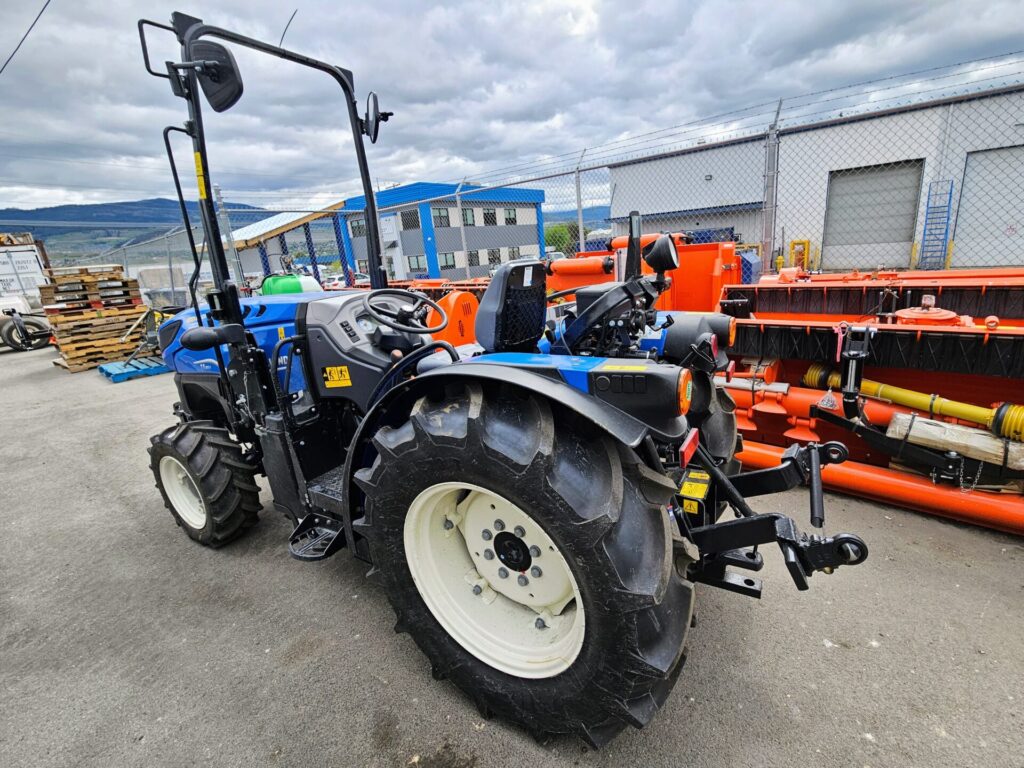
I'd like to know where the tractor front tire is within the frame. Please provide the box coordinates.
[355,383,694,747]
[148,421,261,546]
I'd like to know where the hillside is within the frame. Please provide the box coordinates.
[0,198,262,257]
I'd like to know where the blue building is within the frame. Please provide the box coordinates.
[340,182,545,279]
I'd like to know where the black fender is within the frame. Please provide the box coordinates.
[338,363,688,563]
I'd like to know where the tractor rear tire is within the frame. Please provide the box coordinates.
[148,421,261,546]
[354,383,694,747]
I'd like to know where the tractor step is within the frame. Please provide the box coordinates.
[288,514,345,561]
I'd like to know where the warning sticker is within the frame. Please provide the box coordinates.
[277,326,286,340]
[599,364,649,371]
[322,365,352,388]
[194,152,207,199]
[679,469,711,500]
[682,499,700,515]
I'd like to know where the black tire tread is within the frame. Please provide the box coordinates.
[355,382,693,747]
[148,420,261,546]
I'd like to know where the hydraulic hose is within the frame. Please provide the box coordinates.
[803,364,1024,441]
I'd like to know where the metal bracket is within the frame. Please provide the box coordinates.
[690,513,868,593]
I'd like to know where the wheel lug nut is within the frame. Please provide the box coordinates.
[493,519,505,531]
[481,529,492,541]
[513,525,526,538]
[529,545,541,557]
[472,585,482,595]
[517,575,529,587]
[531,566,542,578]
[483,549,494,560]
[535,618,547,630]
[443,518,454,530]
[498,567,509,579]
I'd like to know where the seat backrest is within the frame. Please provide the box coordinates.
[475,260,547,353]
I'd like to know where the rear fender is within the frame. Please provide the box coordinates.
[338,364,684,563]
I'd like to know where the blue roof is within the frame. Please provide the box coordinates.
[342,181,544,215]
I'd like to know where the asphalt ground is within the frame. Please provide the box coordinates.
[1,344,1022,768]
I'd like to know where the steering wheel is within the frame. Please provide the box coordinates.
[362,289,448,334]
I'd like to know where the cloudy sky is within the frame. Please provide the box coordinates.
[0,0,1021,211]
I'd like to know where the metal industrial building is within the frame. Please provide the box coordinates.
[340,182,545,279]
[609,84,1024,270]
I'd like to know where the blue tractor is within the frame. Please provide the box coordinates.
[140,13,867,747]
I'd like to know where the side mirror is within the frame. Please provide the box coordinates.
[642,234,679,273]
[363,92,392,144]
[364,92,381,143]
[191,40,243,113]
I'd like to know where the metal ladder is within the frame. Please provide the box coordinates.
[918,180,953,269]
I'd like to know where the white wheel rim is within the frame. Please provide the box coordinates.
[159,455,207,530]
[404,481,585,679]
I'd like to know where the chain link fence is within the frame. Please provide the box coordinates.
[93,56,1024,294]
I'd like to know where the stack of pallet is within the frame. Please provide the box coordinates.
[42,265,148,373]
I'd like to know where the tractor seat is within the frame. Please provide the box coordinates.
[474,260,547,353]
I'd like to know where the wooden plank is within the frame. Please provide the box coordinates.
[44,264,125,278]
[45,305,147,326]
[886,413,1024,470]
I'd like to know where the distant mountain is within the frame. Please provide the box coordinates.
[0,198,263,256]
[544,205,611,225]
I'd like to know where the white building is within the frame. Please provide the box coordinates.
[609,85,1024,270]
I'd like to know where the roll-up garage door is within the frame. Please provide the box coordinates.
[951,145,1024,267]
[822,160,923,270]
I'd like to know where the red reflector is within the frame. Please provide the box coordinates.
[725,359,736,383]
[680,428,700,467]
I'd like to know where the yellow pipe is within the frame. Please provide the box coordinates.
[802,364,1024,440]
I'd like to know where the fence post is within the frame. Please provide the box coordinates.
[302,223,321,283]
[165,236,176,304]
[575,149,587,254]
[760,99,783,272]
[213,184,245,283]
[455,181,471,280]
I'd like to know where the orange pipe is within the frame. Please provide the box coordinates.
[548,256,614,276]
[736,441,1024,535]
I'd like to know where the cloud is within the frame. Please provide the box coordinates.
[0,0,1020,210]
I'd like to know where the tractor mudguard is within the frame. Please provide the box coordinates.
[338,363,686,563]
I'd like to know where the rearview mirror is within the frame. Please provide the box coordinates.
[364,92,381,143]
[191,40,243,113]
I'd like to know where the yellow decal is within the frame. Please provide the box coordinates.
[194,152,207,199]
[322,365,352,388]
[278,326,286,340]
[683,499,700,515]
[679,469,711,500]
[600,364,648,371]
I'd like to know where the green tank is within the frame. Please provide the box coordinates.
[258,274,322,295]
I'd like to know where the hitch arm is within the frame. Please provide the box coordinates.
[690,514,868,592]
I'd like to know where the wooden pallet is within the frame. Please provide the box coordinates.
[98,355,170,383]
[44,304,147,324]
[53,348,135,373]
[44,264,125,279]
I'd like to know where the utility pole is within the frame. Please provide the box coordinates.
[213,184,245,284]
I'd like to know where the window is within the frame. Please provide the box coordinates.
[432,207,450,228]
[356,259,369,273]
[439,252,456,269]
[487,248,501,265]
[504,207,517,225]
[483,208,497,226]
[462,207,475,226]
[467,250,480,266]
[407,254,427,271]
[508,246,520,260]
[400,209,421,230]
[350,218,366,237]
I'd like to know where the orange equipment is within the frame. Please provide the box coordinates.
[425,290,479,347]
[737,441,1024,536]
